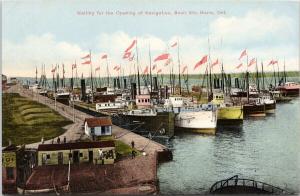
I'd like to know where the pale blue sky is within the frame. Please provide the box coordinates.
[3,0,299,77]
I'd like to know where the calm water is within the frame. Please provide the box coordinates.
[158,98,300,194]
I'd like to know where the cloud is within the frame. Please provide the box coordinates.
[2,9,299,78]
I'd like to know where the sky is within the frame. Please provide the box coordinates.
[2,0,300,78]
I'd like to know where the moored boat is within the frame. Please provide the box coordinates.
[175,104,217,135]
[211,93,243,124]
[276,82,300,97]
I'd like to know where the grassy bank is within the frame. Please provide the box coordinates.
[2,93,72,146]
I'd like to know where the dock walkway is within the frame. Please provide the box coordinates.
[7,84,170,157]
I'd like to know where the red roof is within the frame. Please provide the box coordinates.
[84,117,112,128]
[38,141,115,151]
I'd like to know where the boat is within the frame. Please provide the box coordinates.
[243,98,266,117]
[259,94,276,114]
[55,90,70,105]
[211,93,243,124]
[175,104,217,135]
[95,101,125,111]
[276,82,300,97]
[118,108,175,138]
[270,90,292,103]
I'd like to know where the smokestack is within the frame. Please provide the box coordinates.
[117,78,121,89]
[165,85,169,99]
[123,78,127,89]
[153,77,158,91]
[131,83,137,100]
[81,79,86,101]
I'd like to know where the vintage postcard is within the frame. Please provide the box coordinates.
[2,0,300,195]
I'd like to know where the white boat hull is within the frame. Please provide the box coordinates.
[175,111,217,135]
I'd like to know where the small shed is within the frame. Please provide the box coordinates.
[84,117,112,137]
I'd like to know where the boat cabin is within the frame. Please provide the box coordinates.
[37,141,115,166]
[136,94,152,109]
[84,117,112,137]
[164,96,184,108]
[95,101,124,110]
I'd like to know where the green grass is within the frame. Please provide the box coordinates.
[95,136,140,157]
[2,93,72,146]
[115,140,140,157]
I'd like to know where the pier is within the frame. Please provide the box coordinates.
[5,84,172,194]
[8,84,172,160]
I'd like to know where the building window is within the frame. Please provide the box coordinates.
[79,153,83,157]
[91,127,95,134]
[69,153,72,158]
[46,154,50,159]
[6,167,14,180]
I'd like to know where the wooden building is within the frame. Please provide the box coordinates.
[2,145,36,194]
[37,141,115,166]
[84,117,112,137]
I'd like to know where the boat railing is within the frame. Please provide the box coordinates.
[209,175,291,194]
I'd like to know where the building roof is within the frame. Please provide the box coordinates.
[37,141,115,151]
[84,117,112,127]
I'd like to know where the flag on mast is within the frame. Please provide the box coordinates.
[239,49,247,60]
[154,53,170,62]
[181,65,188,74]
[248,58,256,67]
[82,60,91,65]
[125,40,137,53]
[211,59,219,67]
[171,42,177,47]
[236,63,243,69]
[194,55,208,70]
[81,54,90,59]
[143,66,149,74]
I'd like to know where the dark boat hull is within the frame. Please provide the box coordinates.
[115,112,175,138]
[243,104,265,117]
[265,102,276,114]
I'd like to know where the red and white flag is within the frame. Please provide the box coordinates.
[95,67,100,72]
[236,63,243,69]
[164,58,172,66]
[129,54,135,61]
[171,42,177,47]
[239,49,247,60]
[51,66,56,73]
[81,54,90,59]
[82,60,91,65]
[143,66,149,74]
[194,55,208,70]
[152,64,157,70]
[157,68,162,74]
[268,60,274,65]
[101,54,107,59]
[123,51,131,59]
[211,59,219,67]
[154,53,169,62]
[181,65,188,74]
[125,40,137,53]
[248,58,256,67]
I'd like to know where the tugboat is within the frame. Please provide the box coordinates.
[211,93,243,124]
[276,82,300,97]
[174,104,217,135]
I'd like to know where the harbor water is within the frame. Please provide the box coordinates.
[158,97,300,194]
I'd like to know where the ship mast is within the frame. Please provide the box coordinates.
[177,38,182,95]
